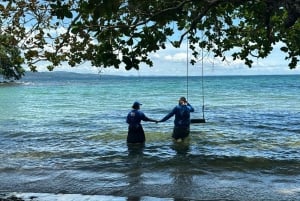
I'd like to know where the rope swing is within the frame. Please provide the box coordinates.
[186,36,206,124]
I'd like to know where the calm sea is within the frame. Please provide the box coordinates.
[0,72,300,200]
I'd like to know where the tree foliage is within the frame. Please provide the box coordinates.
[0,34,24,80]
[0,0,299,79]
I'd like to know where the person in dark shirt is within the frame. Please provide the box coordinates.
[126,101,157,143]
[159,97,194,142]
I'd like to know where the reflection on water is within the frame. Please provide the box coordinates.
[170,140,194,199]
[127,143,145,157]
[125,141,196,201]
[126,143,144,201]
[170,138,191,156]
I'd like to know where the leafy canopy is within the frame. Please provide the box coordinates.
[0,34,24,80]
[0,0,299,79]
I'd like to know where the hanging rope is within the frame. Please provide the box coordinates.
[186,36,189,100]
[186,35,206,123]
[201,47,205,120]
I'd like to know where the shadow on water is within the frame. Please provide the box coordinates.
[127,143,145,157]
[169,139,196,199]
[125,141,196,201]
[125,143,145,201]
[170,138,191,156]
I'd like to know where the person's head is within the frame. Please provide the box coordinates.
[179,96,187,105]
[132,101,142,109]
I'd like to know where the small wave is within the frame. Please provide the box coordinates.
[143,154,300,175]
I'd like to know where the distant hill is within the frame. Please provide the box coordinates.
[22,71,122,81]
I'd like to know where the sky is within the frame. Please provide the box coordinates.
[48,41,299,76]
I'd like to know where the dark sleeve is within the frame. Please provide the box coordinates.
[126,112,130,124]
[187,103,194,112]
[140,112,156,122]
[143,116,156,122]
[160,107,176,122]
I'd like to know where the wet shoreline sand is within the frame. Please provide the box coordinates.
[1,171,299,201]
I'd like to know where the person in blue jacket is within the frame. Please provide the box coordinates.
[159,97,194,142]
[126,101,158,143]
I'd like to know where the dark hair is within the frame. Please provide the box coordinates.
[179,97,187,102]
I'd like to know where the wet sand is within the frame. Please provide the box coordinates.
[1,172,300,201]
[0,189,299,201]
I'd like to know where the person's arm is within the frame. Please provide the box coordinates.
[144,117,158,123]
[159,107,176,122]
[126,112,130,124]
[141,111,158,123]
[187,103,194,112]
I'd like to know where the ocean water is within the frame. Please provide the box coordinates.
[0,72,300,200]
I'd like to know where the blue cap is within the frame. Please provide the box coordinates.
[132,101,142,108]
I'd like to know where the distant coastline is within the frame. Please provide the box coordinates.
[1,71,300,84]
[23,70,300,77]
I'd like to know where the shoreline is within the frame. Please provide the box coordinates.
[1,169,300,201]
[0,193,186,201]
[1,186,300,201]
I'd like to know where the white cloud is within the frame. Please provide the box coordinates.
[164,53,187,62]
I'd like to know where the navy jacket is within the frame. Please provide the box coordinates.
[126,109,152,127]
[160,103,194,127]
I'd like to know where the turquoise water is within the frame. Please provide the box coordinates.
[0,72,300,200]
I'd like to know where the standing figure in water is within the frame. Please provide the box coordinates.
[126,101,158,143]
[159,97,194,142]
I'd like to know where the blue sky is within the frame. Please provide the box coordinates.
[50,41,300,76]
